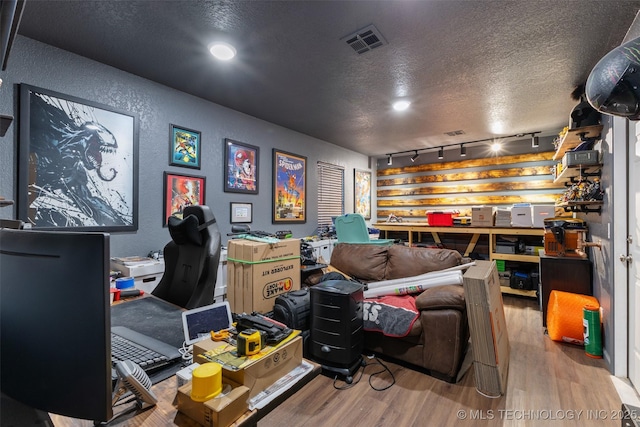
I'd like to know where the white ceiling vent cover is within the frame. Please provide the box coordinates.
[342,24,387,54]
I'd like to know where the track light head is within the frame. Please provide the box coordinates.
[531,134,539,148]
[387,154,393,166]
[438,147,444,159]
[460,144,467,157]
[410,151,420,162]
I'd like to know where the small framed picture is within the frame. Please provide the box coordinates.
[354,169,372,220]
[169,124,201,169]
[230,202,253,223]
[224,139,259,194]
[163,172,206,226]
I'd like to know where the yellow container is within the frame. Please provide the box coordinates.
[191,362,222,402]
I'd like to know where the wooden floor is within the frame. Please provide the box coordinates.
[260,296,623,427]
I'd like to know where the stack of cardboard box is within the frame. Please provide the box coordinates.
[227,238,301,314]
[462,260,510,397]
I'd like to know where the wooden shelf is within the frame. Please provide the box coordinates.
[491,253,540,263]
[500,286,537,298]
[553,164,602,184]
[552,125,603,160]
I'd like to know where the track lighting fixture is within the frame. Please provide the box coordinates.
[531,134,539,148]
[383,131,541,165]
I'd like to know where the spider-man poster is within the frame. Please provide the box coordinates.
[273,149,306,223]
[17,85,138,231]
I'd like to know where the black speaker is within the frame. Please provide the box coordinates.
[309,280,364,382]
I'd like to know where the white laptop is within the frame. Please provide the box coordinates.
[181,301,233,346]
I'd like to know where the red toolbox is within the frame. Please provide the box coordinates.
[426,211,459,226]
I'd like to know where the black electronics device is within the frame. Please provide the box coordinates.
[309,280,364,383]
[0,229,170,425]
[0,229,114,423]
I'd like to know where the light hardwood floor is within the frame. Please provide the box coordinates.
[260,296,625,427]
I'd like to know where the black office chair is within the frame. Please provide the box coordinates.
[152,205,221,309]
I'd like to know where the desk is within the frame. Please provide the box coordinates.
[50,361,321,427]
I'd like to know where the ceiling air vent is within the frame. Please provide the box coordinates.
[342,24,387,54]
[444,130,466,137]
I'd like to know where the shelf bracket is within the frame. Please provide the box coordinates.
[562,204,602,215]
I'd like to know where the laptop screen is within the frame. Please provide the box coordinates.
[181,301,233,346]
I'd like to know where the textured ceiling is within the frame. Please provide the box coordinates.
[15,0,640,157]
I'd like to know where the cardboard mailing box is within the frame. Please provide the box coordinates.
[510,206,532,227]
[471,206,496,227]
[177,378,250,427]
[195,335,303,399]
[228,238,301,314]
[532,205,555,228]
[463,260,510,397]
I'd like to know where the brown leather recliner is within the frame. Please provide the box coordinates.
[329,243,469,382]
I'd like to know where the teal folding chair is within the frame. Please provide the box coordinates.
[334,214,394,245]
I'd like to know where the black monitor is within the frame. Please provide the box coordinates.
[0,228,113,423]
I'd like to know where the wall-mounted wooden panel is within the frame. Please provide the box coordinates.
[376,151,563,220]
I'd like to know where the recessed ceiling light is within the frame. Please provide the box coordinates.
[392,100,411,111]
[491,141,502,152]
[209,42,236,60]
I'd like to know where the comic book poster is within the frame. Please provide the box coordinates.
[273,149,306,223]
[224,139,259,194]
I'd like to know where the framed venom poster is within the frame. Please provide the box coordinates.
[18,84,138,231]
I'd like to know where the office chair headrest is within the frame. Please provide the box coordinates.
[167,212,217,246]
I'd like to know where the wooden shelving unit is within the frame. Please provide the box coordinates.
[552,124,603,161]
[553,164,602,184]
[552,125,604,215]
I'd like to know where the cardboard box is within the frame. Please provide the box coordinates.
[532,205,555,228]
[177,377,250,427]
[463,261,510,397]
[471,206,496,227]
[223,336,303,399]
[194,335,304,400]
[228,238,301,314]
[510,206,532,227]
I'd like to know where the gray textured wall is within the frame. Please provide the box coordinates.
[0,36,370,256]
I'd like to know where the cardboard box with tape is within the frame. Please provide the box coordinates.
[228,238,301,314]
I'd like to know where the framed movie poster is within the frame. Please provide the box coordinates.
[224,139,259,194]
[163,172,206,226]
[17,84,138,231]
[169,124,201,169]
[273,149,306,223]
[354,169,372,220]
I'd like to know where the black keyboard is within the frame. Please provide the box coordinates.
[111,326,181,372]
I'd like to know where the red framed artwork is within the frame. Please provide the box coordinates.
[163,172,206,226]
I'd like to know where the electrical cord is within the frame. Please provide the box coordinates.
[179,341,193,364]
[331,354,395,391]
